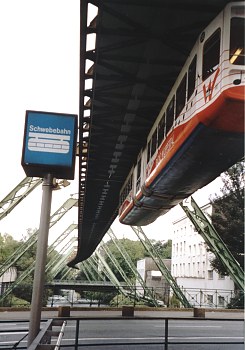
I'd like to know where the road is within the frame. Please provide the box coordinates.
[0,309,244,349]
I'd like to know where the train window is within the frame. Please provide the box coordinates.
[147,141,151,163]
[176,74,187,117]
[120,174,133,205]
[151,129,157,157]
[127,174,132,197]
[166,96,175,135]
[230,17,245,65]
[202,29,221,81]
[157,114,165,147]
[187,55,196,100]
[136,157,141,192]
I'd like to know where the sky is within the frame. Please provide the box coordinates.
[0,1,224,249]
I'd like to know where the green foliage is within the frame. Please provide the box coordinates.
[0,233,20,264]
[209,161,244,276]
[0,295,30,307]
[84,291,117,305]
[100,237,172,282]
[110,293,146,307]
[227,291,244,309]
[151,239,172,258]
[13,280,33,303]
[102,238,147,281]
[0,230,63,305]
[169,294,180,308]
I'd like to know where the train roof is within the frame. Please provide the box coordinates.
[70,0,241,265]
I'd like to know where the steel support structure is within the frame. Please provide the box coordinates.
[107,228,159,306]
[82,259,99,281]
[0,225,77,302]
[49,240,77,279]
[180,196,244,290]
[84,255,106,281]
[0,177,42,221]
[131,226,192,308]
[100,239,134,288]
[95,250,127,296]
[0,198,78,277]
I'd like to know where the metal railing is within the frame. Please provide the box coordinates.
[0,315,243,349]
[0,319,66,350]
[1,283,243,309]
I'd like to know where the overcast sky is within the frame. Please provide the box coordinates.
[0,1,223,247]
[0,0,80,241]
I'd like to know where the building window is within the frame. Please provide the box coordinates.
[218,296,225,307]
[207,294,213,305]
[218,273,225,280]
[208,270,213,280]
[203,262,205,278]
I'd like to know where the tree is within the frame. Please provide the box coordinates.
[99,238,172,282]
[102,238,147,281]
[0,231,62,305]
[152,239,172,259]
[209,161,244,275]
[0,233,20,264]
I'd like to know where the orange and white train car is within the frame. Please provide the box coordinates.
[119,2,245,226]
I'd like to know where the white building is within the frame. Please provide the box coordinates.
[137,257,171,304]
[0,267,17,295]
[171,203,235,308]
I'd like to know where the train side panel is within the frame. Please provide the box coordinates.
[119,2,244,226]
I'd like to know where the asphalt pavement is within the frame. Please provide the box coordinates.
[0,308,244,350]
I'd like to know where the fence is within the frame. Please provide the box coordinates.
[0,315,243,349]
[0,282,243,309]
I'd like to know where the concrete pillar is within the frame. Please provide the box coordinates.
[122,305,134,317]
[193,307,205,318]
[58,306,70,317]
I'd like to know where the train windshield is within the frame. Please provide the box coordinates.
[230,17,245,65]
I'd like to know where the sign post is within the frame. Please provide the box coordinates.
[21,110,77,346]
[27,173,53,346]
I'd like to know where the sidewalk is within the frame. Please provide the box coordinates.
[0,307,243,320]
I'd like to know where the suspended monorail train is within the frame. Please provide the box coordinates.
[119,2,245,226]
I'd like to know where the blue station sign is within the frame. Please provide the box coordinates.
[22,110,78,179]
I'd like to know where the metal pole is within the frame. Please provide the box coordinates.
[28,174,53,346]
[164,318,168,350]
